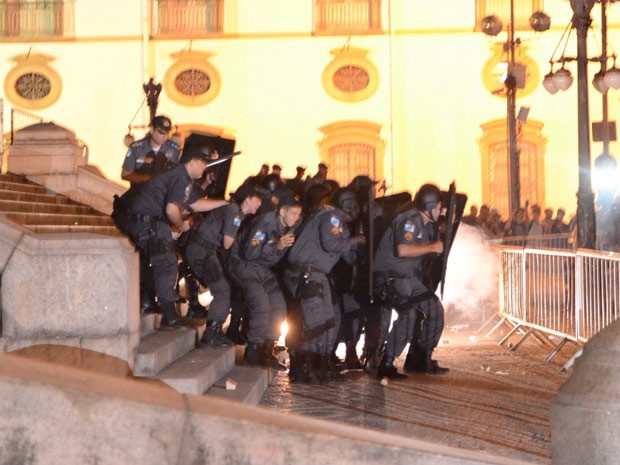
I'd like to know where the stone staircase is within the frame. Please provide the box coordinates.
[0,172,120,236]
[0,171,272,405]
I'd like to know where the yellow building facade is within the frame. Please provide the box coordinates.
[1,0,619,218]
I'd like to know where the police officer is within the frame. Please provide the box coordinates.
[230,192,302,370]
[123,147,228,329]
[120,115,180,315]
[331,187,366,370]
[183,184,264,346]
[284,184,365,383]
[373,183,446,378]
[121,115,180,186]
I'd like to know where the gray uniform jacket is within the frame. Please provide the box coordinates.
[232,211,292,268]
[287,206,357,274]
[122,136,180,177]
[373,208,436,279]
[192,203,244,249]
[127,163,193,219]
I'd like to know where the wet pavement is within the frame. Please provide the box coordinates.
[260,324,578,465]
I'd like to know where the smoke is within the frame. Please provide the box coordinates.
[442,224,499,326]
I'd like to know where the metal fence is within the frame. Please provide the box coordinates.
[488,242,620,363]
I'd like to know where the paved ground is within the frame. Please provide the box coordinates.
[260,321,580,465]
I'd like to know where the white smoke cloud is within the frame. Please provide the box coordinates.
[442,224,498,326]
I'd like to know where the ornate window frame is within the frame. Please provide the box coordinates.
[163,50,221,106]
[479,118,547,218]
[4,53,62,110]
[322,47,379,103]
[317,120,385,186]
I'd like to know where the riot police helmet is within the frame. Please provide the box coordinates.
[334,187,360,221]
[415,183,443,214]
[261,173,283,193]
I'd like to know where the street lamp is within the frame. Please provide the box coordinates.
[542,0,618,250]
[480,2,550,216]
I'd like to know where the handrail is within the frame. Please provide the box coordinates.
[10,108,43,144]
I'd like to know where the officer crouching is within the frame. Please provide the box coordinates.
[229,192,303,370]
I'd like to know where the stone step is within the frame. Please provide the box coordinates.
[0,199,94,215]
[0,172,26,183]
[133,329,199,377]
[6,212,115,226]
[0,179,51,195]
[23,224,123,236]
[154,345,235,395]
[205,364,272,406]
[0,189,77,205]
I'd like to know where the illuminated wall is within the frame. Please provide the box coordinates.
[1,0,619,218]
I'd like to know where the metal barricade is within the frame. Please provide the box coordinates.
[489,241,620,364]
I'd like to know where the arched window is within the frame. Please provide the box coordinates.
[317,121,385,187]
[479,118,547,218]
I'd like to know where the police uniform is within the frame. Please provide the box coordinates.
[184,203,244,337]
[284,205,358,381]
[230,210,294,368]
[122,136,180,185]
[374,207,445,376]
[125,163,195,325]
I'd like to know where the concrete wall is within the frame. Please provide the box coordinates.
[0,219,140,365]
[0,352,535,465]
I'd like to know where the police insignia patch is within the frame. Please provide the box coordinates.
[330,216,340,227]
[251,230,266,246]
[233,216,241,226]
[404,221,415,233]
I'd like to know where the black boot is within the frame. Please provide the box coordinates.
[262,341,287,371]
[140,290,159,315]
[159,302,189,330]
[225,317,246,345]
[288,349,301,383]
[376,354,408,380]
[344,341,363,370]
[362,346,382,373]
[201,321,233,346]
[425,351,449,375]
[403,350,426,373]
[244,343,263,367]
[300,351,320,384]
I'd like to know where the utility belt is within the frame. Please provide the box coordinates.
[374,272,436,310]
[131,214,165,224]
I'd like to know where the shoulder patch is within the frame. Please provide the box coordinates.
[404,221,415,233]
[233,216,241,227]
[251,230,266,246]
[330,216,341,228]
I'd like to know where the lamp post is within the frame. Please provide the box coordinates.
[506,0,520,215]
[480,2,550,216]
[543,1,620,249]
[573,1,597,250]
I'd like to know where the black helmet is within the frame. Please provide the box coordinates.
[334,187,359,221]
[261,173,282,193]
[414,183,442,213]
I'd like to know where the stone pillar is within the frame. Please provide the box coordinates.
[7,122,85,176]
[551,319,620,464]
[0,230,140,366]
